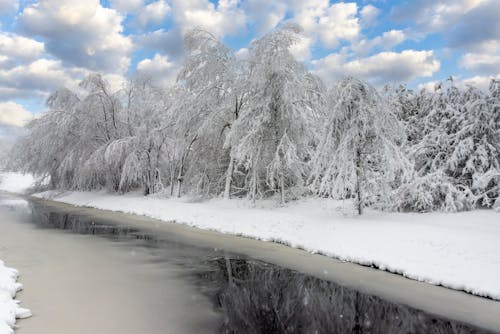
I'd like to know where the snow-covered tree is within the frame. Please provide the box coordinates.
[310,77,409,214]
[229,24,325,203]
[173,29,241,197]
[393,80,499,211]
[9,26,498,214]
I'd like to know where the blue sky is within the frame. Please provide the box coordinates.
[0,0,499,141]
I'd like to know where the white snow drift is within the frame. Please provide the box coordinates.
[0,172,35,194]
[0,260,31,334]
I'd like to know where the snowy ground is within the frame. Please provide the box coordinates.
[0,260,31,334]
[0,173,35,194]
[33,190,500,301]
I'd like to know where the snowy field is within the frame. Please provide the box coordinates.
[0,260,31,334]
[33,190,500,301]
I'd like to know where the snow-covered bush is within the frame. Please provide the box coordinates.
[391,172,474,212]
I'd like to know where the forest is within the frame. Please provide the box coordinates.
[9,24,500,214]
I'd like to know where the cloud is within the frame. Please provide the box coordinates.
[136,53,179,86]
[0,0,17,15]
[0,33,45,65]
[292,1,360,49]
[0,58,88,99]
[134,28,184,60]
[19,0,133,73]
[391,0,487,32]
[460,74,499,90]
[0,101,33,127]
[170,0,247,37]
[460,52,500,75]
[360,4,380,27]
[136,0,170,27]
[418,74,499,92]
[313,49,440,86]
[447,0,500,52]
[109,0,144,13]
[352,29,406,55]
[235,47,249,60]
[391,0,498,52]
[243,0,288,35]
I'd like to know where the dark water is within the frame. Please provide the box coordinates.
[2,197,494,334]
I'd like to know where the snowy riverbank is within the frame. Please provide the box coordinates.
[0,173,35,194]
[0,260,31,334]
[1,172,499,301]
[32,189,500,301]
[0,173,33,333]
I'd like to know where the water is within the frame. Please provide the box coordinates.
[0,194,496,334]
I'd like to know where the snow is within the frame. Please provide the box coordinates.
[0,260,31,334]
[0,173,35,194]
[35,190,500,300]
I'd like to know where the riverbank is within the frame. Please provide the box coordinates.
[32,189,500,302]
[0,259,31,334]
[1,172,499,301]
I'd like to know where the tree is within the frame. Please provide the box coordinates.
[310,77,409,214]
[229,23,325,204]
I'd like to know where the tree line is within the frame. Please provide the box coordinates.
[10,24,500,214]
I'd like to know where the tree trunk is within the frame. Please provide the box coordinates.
[280,172,285,205]
[355,147,363,215]
[169,167,175,197]
[177,158,184,198]
[177,179,182,198]
[251,165,257,205]
[223,156,234,199]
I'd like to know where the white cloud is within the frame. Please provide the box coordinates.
[137,0,170,27]
[392,0,488,32]
[418,74,500,92]
[244,0,288,35]
[417,80,441,92]
[313,49,440,85]
[109,0,144,13]
[0,33,45,65]
[360,4,379,27]
[447,0,500,52]
[460,52,500,75]
[460,74,500,90]
[170,0,247,37]
[19,0,133,73]
[352,29,406,55]
[136,53,179,86]
[0,101,33,127]
[134,28,185,60]
[0,0,18,15]
[0,58,88,99]
[235,47,249,60]
[292,1,360,49]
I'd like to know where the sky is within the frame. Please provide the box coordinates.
[0,0,499,142]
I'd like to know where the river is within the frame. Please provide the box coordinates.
[0,193,499,334]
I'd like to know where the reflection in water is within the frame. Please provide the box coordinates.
[19,200,493,334]
[200,258,490,334]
